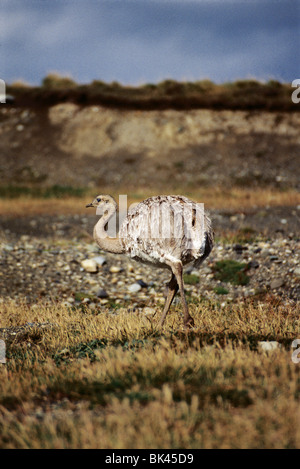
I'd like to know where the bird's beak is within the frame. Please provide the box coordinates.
[86,202,94,208]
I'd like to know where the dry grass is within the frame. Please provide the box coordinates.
[0,187,299,217]
[0,297,299,449]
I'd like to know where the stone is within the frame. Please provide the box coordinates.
[270,278,284,289]
[128,283,142,293]
[293,267,300,277]
[143,307,156,315]
[258,341,281,352]
[81,259,98,273]
[109,265,122,273]
[95,289,109,298]
[233,244,247,253]
[136,279,148,288]
[93,256,106,266]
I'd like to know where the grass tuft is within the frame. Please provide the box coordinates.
[212,260,250,286]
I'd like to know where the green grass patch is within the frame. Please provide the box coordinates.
[183,274,200,285]
[213,260,250,286]
[213,286,229,295]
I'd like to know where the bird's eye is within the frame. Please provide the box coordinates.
[96,197,101,202]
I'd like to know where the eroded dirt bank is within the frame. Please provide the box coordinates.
[0,105,299,190]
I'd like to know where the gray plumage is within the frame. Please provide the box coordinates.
[86,194,213,327]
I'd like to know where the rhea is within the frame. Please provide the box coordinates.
[86,195,213,327]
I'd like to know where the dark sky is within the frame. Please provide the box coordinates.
[1,0,299,85]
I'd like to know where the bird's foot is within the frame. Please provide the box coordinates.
[183,316,195,329]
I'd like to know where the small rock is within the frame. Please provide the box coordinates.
[95,289,109,298]
[270,255,279,261]
[109,265,122,273]
[248,260,259,269]
[128,283,142,293]
[136,279,148,288]
[100,299,109,305]
[66,297,75,303]
[93,256,106,266]
[258,341,281,352]
[233,244,247,252]
[62,301,73,308]
[81,259,98,273]
[293,267,300,277]
[270,278,284,289]
[143,307,156,315]
[3,244,14,251]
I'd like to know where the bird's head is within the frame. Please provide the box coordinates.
[86,194,117,214]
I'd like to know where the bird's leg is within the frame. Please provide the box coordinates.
[159,273,178,327]
[171,262,194,328]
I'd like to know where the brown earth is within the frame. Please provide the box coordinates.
[0,104,299,191]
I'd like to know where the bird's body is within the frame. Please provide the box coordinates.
[87,194,213,327]
[119,195,212,269]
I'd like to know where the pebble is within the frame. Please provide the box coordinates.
[66,297,75,303]
[109,265,122,273]
[143,307,156,315]
[81,259,98,273]
[3,244,14,251]
[270,278,284,289]
[233,244,248,253]
[294,267,300,277]
[93,256,106,266]
[128,283,142,293]
[248,260,259,269]
[258,341,281,352]
[95,289,109,298]
[136,279,148,288]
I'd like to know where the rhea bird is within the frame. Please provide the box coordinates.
[86,194,213,327]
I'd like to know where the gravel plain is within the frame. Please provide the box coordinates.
[0,206,299,311]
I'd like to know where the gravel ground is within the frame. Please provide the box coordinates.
[0,207,299,308]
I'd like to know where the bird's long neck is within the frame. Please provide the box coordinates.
[93,203,124,254]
